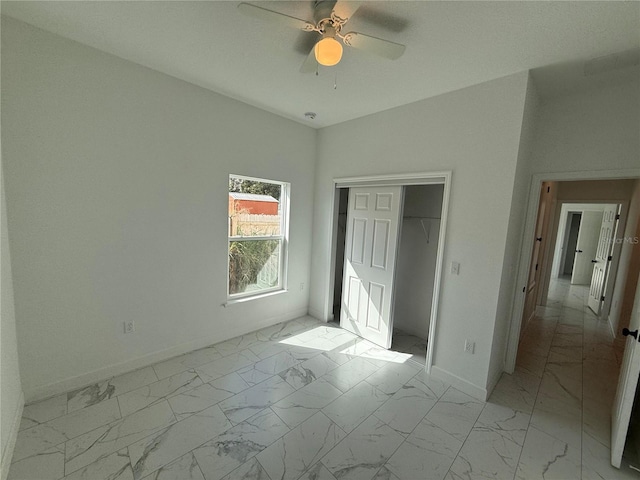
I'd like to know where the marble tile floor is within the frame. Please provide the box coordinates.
[8,282,638,479]
[327,321,428,366]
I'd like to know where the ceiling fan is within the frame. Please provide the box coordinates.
[238,1,406,72]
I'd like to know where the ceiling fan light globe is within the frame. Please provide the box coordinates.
[314,37,343,66]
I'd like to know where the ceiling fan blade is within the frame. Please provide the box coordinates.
[294,31,320,56]
[353,6,409,33]
[331,1,362,25]
[342,32,405,60]
[300,46,318,74]
[238,3,316,32]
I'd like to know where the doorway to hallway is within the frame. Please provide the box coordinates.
[507,175,640,472]
[513,276,639,476]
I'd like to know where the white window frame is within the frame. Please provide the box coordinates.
[227,174,289,301]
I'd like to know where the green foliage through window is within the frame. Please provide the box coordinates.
[228,175,285,297]
[228,239,280,295]
[229,178,281,201]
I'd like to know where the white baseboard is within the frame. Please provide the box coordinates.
[430,365,488,401]
[24,307,308,403]
[607,314,617,340]
[308,307,329,322]
[1,390,24,480]
[486,367,504,398]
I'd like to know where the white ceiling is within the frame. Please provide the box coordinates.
[2,1,639,128]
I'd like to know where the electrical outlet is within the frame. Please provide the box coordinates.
[464,339,475,354]
[451,262,460,275]
[300,282,305,291]
[124,321,135,334]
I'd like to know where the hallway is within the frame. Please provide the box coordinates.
[492,277,638,478]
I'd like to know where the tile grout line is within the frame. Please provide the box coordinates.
[401,383,472,478]
[11,319,322,478]
[121,330,320,476]
[443,385,493,480]
[63,440,67,478]
[511,308,559,479]
[115,394,124,420]
[211,406,290,480]
[254,456,277,480]
[325,381,447,480]
[17,319,442,479]
[192,451,209,480]
[297,380,414,479]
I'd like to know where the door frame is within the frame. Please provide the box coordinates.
[541,200,629,319]
[505,168,640,373]
[541,202,628,310]
[325,171,452,374]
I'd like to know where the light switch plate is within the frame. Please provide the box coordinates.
[451,261,460,275]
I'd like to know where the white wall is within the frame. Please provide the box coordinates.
[393,185,444,340]
[402,185,444,219]
[556,180,636,202]
[530,80,640,175]
[310,72,529,398]
[0,144,23,478]
[488,74,538,389]
[1,17,317,401]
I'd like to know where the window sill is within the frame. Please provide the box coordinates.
[224,288,287,307]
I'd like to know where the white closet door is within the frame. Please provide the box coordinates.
[340,186,403,348]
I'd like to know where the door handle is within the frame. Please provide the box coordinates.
[576,250,583,253]
[622,328,638,339]
[591,260,598,263]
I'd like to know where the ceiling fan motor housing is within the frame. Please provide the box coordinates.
[321,24,339,40]
[314,0,337,24]
[237,1,407,72]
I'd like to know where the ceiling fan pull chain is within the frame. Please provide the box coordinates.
[334,72,338,90]
[316,62,319,76]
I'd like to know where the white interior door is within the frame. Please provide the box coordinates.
[588,204,619,315]
[611,272,640,468]
[523,183,550,332]
[571,211,604,285]
[340,186,403,348]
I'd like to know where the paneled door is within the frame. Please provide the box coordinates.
[571,211,604,285]
[588,204,619,315]
[340,186,403,348]
[523,183,551,331]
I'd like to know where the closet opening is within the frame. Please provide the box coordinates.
[392,185,444,363]
[327,173,450,371]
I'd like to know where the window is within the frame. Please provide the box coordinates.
[228,175,289,299]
